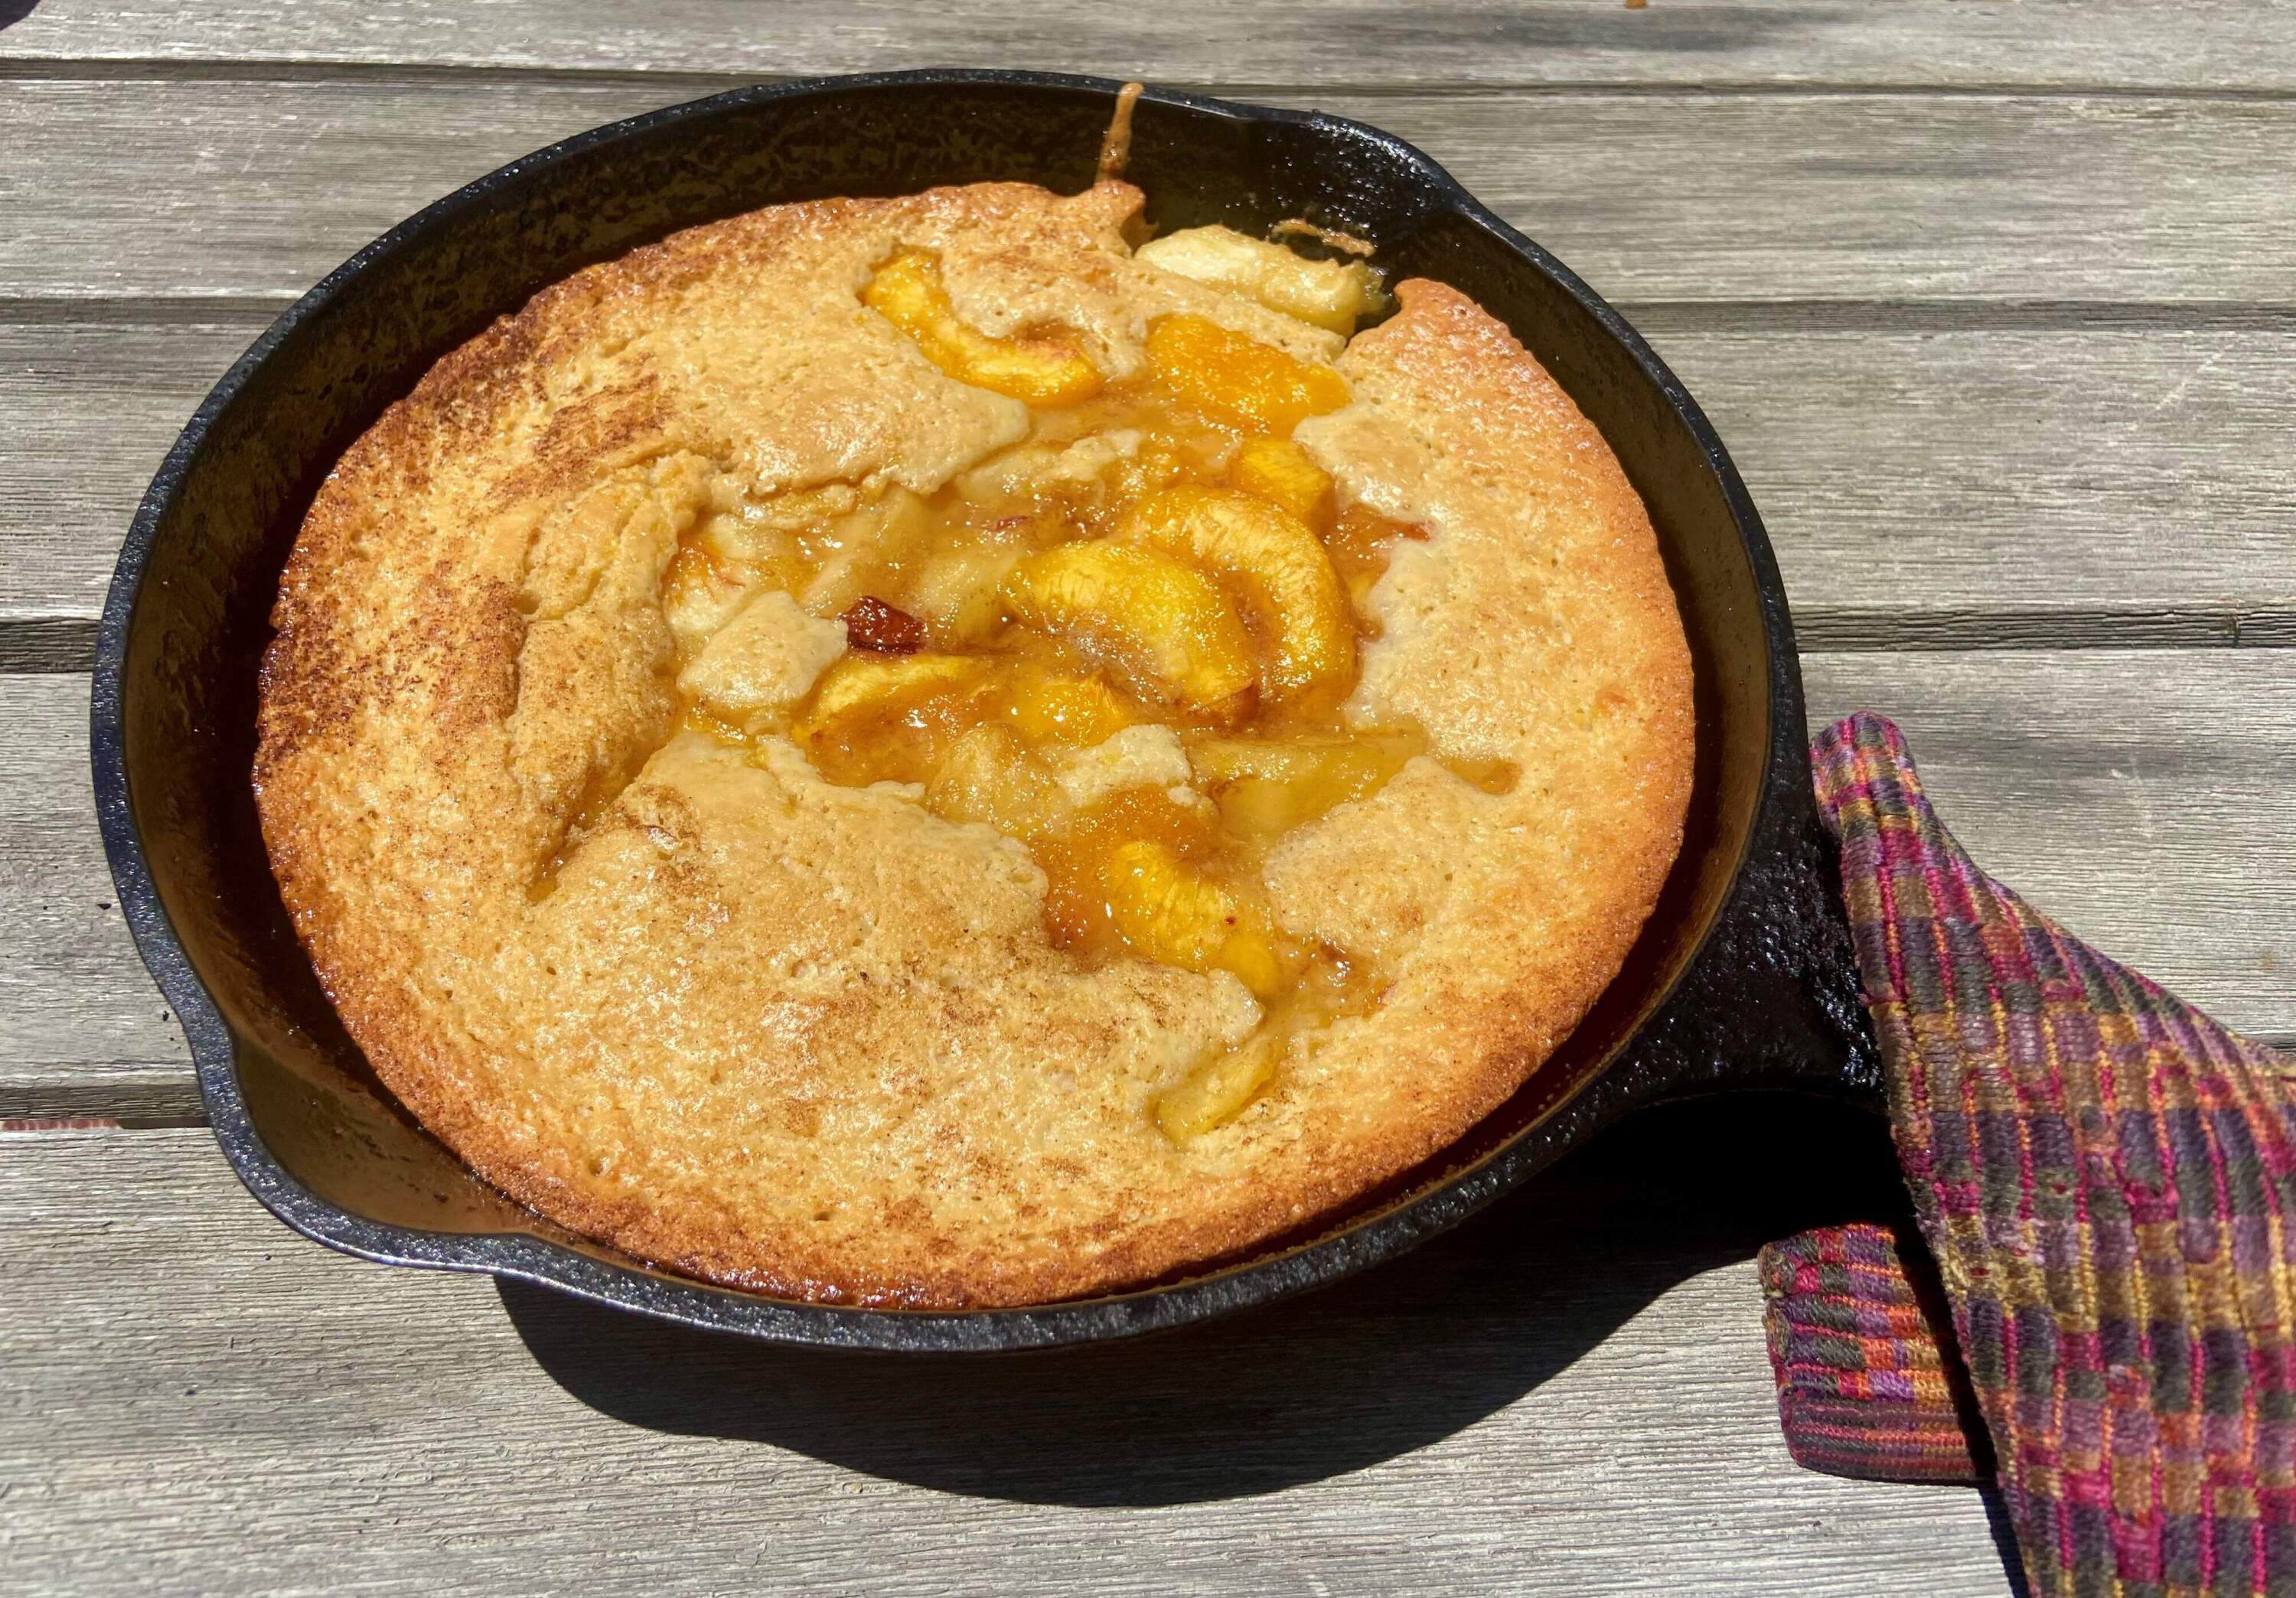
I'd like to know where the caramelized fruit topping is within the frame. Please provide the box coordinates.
[1004,661,1134,745]
[1117,485,1353,699]
[1189,730,1424,837]
[863,248,1104,406]
[1228,436,1336,530]
[1145,315,1351,435]
[1001,540,1257,717]
[1135,226,1388,336]
[670,254,1508,1137]
[1104,839,1286,997]
[792,653,1000,788]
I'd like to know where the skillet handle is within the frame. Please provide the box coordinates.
[1613,746,1883,1110]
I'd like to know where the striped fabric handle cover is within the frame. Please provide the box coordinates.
[1763,713,2296,1597]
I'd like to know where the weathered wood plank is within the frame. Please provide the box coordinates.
[0,1122,2016,1596]
[7,652,2291,1117]
[5,312,2291,642]
[3,80,2291,306]
[3,0,2292,93]
[1661,324,2296,646]
[0,677,193,1118]
[0,311,257,638]
[1804,651,2296,1040]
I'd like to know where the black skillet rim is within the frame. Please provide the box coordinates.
[92,67,1786,1352]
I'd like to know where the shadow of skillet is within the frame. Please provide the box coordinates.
[500,1093,1914,1507]
[0,4,36,30]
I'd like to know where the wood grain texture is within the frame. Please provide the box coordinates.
[4,80,2292,307]
[1804,651,2296,1043]
[3,0,2293,93]
[8,651,2292,1118]
[0,677,193,1119]
[0,311,258,638]
[5,315,2292,642]
[0,1121,2017,1596]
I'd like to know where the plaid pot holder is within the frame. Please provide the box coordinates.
[1760,713,2296,1596]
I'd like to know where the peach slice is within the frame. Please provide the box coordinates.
[1120,485,1352,697]
[1189,730,1422,837]
[1228,436,1335,531]
[791,652,994,747]
[925,724,1069,840]
[863,247,1102,406]
[1003,661,1136,746]
[797,487,934,619]
[1155,1035,1283,1140]
[1101,839,1284,996]
[1144,314,1349,435]
[1000,541,1255,717]
[1136,225,1384,335]
[906,546,1021,647]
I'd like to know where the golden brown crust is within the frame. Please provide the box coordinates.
[255,183,1693,1307]
[1274,278,1696,1199]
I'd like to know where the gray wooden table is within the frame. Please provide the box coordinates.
[4,4,2292,1593]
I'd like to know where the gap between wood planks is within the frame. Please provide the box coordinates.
[16,618,2296,676]
[5,56,2296,103]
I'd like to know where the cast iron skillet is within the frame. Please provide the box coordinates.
[93,69,1879,1352]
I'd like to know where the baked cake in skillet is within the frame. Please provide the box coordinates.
[254,178,1694,1306]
